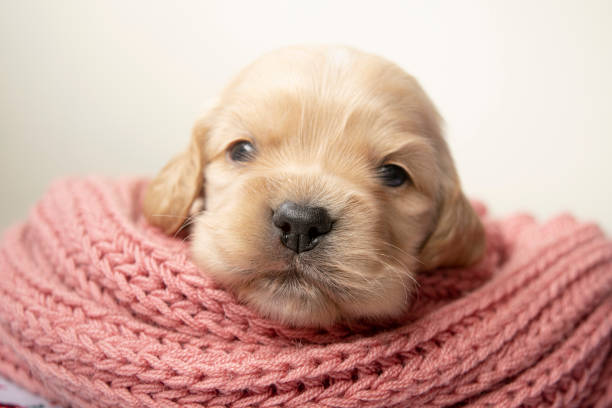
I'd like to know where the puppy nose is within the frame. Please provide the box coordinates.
[272,201,332,253]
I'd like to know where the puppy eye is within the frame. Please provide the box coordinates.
[228,140,256,162]
[378,164,411,187]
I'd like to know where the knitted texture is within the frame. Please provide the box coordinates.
[0,177,611,408]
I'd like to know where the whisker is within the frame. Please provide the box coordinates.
[180,232,194,245]
[379,241,425,266]
[173,212,201,238]
[377,252,419,287]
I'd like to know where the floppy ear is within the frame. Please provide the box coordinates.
[143,124,206,235]
[404,79,485,270]
[419,179,486,270]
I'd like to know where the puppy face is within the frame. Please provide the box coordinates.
[144,46,485,327]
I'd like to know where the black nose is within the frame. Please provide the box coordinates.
[272,201,332,253]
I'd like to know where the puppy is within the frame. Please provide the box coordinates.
[143,46,485,327]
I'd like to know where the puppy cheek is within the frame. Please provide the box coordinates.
[190,216,230,279]
[326,256,414,321]
[342,273,414,321]
[190,194,283,285]
[386,193,436,263]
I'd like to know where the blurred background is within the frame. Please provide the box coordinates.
[1,0,611,232]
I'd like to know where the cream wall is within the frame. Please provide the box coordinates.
[1,0,611,232]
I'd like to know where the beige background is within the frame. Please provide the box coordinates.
[1,0,611,232]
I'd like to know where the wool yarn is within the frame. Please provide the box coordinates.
[0,177,611,408]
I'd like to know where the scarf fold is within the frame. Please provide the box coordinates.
[0,177,611,408]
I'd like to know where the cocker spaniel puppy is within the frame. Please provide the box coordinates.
[143,46,485,327]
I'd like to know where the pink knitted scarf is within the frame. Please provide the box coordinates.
[0,177,611,408]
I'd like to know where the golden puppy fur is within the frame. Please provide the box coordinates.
[143,46,485,327]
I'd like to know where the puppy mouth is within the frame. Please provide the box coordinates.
[256,258,341,297]
[267,258,323,284]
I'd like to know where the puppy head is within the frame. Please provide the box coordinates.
[144,46,485,327]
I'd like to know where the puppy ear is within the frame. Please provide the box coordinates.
[405,80,485,270]
[143,124,207,235]
[419,181,486,270]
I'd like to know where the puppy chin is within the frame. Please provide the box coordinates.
[236,273,341,327]
[235,265,413,328]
